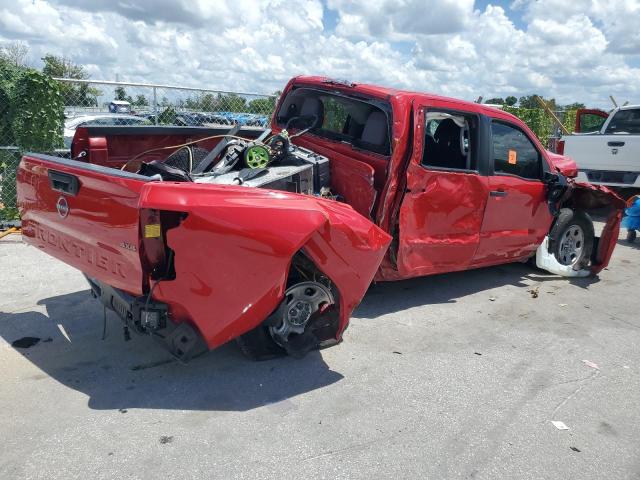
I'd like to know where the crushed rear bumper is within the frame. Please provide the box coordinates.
[85,276,206,362]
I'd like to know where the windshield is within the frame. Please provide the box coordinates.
[276,87,392,156]
[605,108,640,134]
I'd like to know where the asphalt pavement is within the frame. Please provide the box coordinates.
[1,229,639,479]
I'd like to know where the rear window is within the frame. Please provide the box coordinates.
[605,109,640,134]
[276,87,391,155]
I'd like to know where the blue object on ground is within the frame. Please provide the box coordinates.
[622,197,640,230]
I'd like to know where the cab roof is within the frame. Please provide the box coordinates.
[289,75,523,124]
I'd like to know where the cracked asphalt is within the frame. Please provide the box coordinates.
[1,227,639,480]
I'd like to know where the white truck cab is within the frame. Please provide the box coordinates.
[561,105,640,189]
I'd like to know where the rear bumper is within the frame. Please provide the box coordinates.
[577,170,640,188]
[86,276,206,361]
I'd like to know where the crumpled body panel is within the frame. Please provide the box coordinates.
[140,183,391,348]
[567,181,625,274]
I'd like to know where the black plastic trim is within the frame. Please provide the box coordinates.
[80,125,266,137]
[25,152,153,182]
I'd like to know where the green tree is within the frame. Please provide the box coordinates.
[114,86,132,103]
[485,97,505,105]
[518,94,557,110]
[133,94,149,107]
[219,93,247,112]
[184,96,200,110]
[505,96,517,107]
[199,93,218,111]
[42,54,87,79]
[158,106,177,124]
[248,97,277,114]
[563,102,586,110]
[41,54,100,106]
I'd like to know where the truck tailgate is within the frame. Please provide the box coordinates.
[564,135,640,172]
[17,153,149,295]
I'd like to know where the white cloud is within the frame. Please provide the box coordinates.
[0,0,638,107]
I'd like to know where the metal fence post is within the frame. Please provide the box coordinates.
[153,86,158,125]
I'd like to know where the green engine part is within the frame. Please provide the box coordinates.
[244,144,270,169]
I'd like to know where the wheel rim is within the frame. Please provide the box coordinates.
[269,282,334,345]
[558,224,585,266]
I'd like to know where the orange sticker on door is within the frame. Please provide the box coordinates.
[508,150,517,164]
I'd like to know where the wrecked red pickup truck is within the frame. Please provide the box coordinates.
[17,76,623,361]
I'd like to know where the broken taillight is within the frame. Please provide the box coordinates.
[140,208,167,282]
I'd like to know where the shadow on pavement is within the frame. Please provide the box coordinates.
[617,238,640,251]
[0,290,343,412]
[1,262,602,411]
[357,262,600,319]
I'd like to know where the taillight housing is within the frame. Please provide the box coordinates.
[556,140,565,155]
[140,208,167,281]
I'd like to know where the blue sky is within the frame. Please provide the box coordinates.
[0,0,638,108]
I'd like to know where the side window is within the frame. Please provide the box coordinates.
[422,111,477,171]
[491,122,541,179]
[579,113,607,133]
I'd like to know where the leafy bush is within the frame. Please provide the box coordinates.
[504,107,580,144]
[0,66,64,220]
[11,70,64,151]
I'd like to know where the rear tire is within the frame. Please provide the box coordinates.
[549,208,594,269]
[627,230,637,243]
[236,326,285,361]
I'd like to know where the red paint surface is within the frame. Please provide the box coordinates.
[547,152,578,178]
[474,176,552,265]
[398,164,489,276]
[140,183,391,347]
[17,155,146,294]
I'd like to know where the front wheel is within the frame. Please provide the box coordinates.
[549,208,595,269]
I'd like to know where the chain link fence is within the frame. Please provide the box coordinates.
[0,76,277,222]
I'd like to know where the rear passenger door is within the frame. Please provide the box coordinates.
[397,104,490,277]
[472,120,553,266]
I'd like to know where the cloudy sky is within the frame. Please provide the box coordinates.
[0,0,638,107]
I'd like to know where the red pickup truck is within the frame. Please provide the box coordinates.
[17,76,623,361]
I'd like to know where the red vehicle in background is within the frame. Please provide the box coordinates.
[16,76,624,361]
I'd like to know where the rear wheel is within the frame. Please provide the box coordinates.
[627,230,637,243]
[235,325,285,361]
[549,208,594,269]
[236,281,336,361]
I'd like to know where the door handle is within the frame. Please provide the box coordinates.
[48,170,79,196]
[607,141,625,147]
[490,190,508,197]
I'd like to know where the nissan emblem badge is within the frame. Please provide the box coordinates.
[56,196,69,218]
